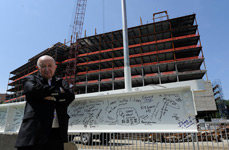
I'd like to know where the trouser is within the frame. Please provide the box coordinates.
[17,128,64,150]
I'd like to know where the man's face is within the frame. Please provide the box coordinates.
[38,57,57,79]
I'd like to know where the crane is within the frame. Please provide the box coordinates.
[65,0,87,88]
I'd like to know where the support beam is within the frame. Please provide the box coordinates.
[121,0,132,92]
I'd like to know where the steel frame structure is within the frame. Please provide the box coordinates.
[6,12,207,102]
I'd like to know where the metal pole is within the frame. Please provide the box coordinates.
[121,0,132,92]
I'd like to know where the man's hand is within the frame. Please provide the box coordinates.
[60,87,65,93]
[43,88,65,102]
[44,96,56,101]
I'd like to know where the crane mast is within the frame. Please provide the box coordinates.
[65,0,87,88]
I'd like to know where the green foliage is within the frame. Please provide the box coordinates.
[223,99,229,105]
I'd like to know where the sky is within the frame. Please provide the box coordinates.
[0,0,229,99]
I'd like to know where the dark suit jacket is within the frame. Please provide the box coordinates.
[15,74,75,148]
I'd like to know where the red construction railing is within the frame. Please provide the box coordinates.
[4,95,25,103]
[101,78,112,82]
[76,44,201,67]
[76,56,203,76]
[63,75,75,80]
[74,69,204,86]
[8,70,38,85]
[62,34,199,63]
[161,71,176,75]
[145,73,158,77]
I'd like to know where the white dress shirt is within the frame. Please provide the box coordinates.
[48,79,59,128]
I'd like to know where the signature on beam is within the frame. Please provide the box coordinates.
[178,116,196,129]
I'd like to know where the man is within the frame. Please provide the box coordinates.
[15,55,75,150]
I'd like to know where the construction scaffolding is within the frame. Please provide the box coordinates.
[6,12,207,103]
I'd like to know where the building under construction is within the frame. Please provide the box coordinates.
[5,12,217,118]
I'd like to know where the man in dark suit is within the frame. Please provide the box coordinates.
[15,55,75,150]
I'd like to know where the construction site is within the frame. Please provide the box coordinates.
[1,0,228,148]
[5,10,217,119]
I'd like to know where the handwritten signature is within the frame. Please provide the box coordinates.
[178,116,196,129]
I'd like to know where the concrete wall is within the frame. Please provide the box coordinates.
[0,134,77,150]
[0,134,17,150]
[194,81,217,111]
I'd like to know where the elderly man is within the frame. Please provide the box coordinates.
[15,55,75,150]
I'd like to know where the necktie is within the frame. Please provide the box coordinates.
[48,79,59,128]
